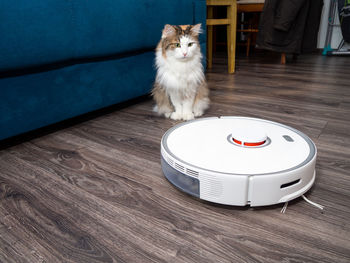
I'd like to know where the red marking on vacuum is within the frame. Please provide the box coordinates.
[233,138,266,147]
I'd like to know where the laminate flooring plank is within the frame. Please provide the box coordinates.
[1,148,348,263]
[0,153,182,263]
[0,151,266,263]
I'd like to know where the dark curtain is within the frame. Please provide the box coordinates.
[256,0,324,54]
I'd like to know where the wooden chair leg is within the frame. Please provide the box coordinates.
[246,18,252,57]
[246,34,251,57]
[281,53,286,64]
[227,1,237,74]
[207,6,214,69]
[207,25,213,69]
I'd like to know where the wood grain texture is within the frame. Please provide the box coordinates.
[0,53,349,262]
[206,0,237,73]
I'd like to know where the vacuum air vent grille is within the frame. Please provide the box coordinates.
[162,149,174,166]
[162,148,200,178]
[166,156,174,166]
[201,178,223,198]
[186,168,199,178]
[175,163,185,172]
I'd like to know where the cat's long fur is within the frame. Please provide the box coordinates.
[152,24,209,120]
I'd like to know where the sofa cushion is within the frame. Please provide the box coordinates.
[0,0,206,72]
[0,51,156,140]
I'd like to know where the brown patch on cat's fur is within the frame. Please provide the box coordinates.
[194,80,210,102]
[193,80,210,116]
[159,25,179,58]
[179,25,192,35]
[176,25,199,38]
[179,25,189,30]
[160,35,179,58]
[151,82,174,115]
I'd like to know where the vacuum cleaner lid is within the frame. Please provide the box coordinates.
[163,117,315,175]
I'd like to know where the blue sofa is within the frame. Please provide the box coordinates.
[0,0,206,141]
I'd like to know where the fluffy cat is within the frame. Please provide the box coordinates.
[152,24,209,121]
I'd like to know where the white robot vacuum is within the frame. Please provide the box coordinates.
[160,117,317,206]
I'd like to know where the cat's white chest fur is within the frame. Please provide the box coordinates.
[155,50,204,94]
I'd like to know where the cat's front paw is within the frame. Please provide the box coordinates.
[193,109,204,117]
[182,111,194,121]
[164,112,172,118]
[170,111,183,120]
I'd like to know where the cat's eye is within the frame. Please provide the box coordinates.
[175,43,181,48]
[188,42,194,47]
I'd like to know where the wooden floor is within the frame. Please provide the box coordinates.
[0,53,349,263]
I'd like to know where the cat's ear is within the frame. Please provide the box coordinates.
[191,23,202,36]
[162,24,176,39]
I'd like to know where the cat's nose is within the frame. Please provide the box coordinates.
[183,52,187,57]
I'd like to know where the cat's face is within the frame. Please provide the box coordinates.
[160,24,202,61]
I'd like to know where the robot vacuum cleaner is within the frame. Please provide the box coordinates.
[160,117,317,206]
